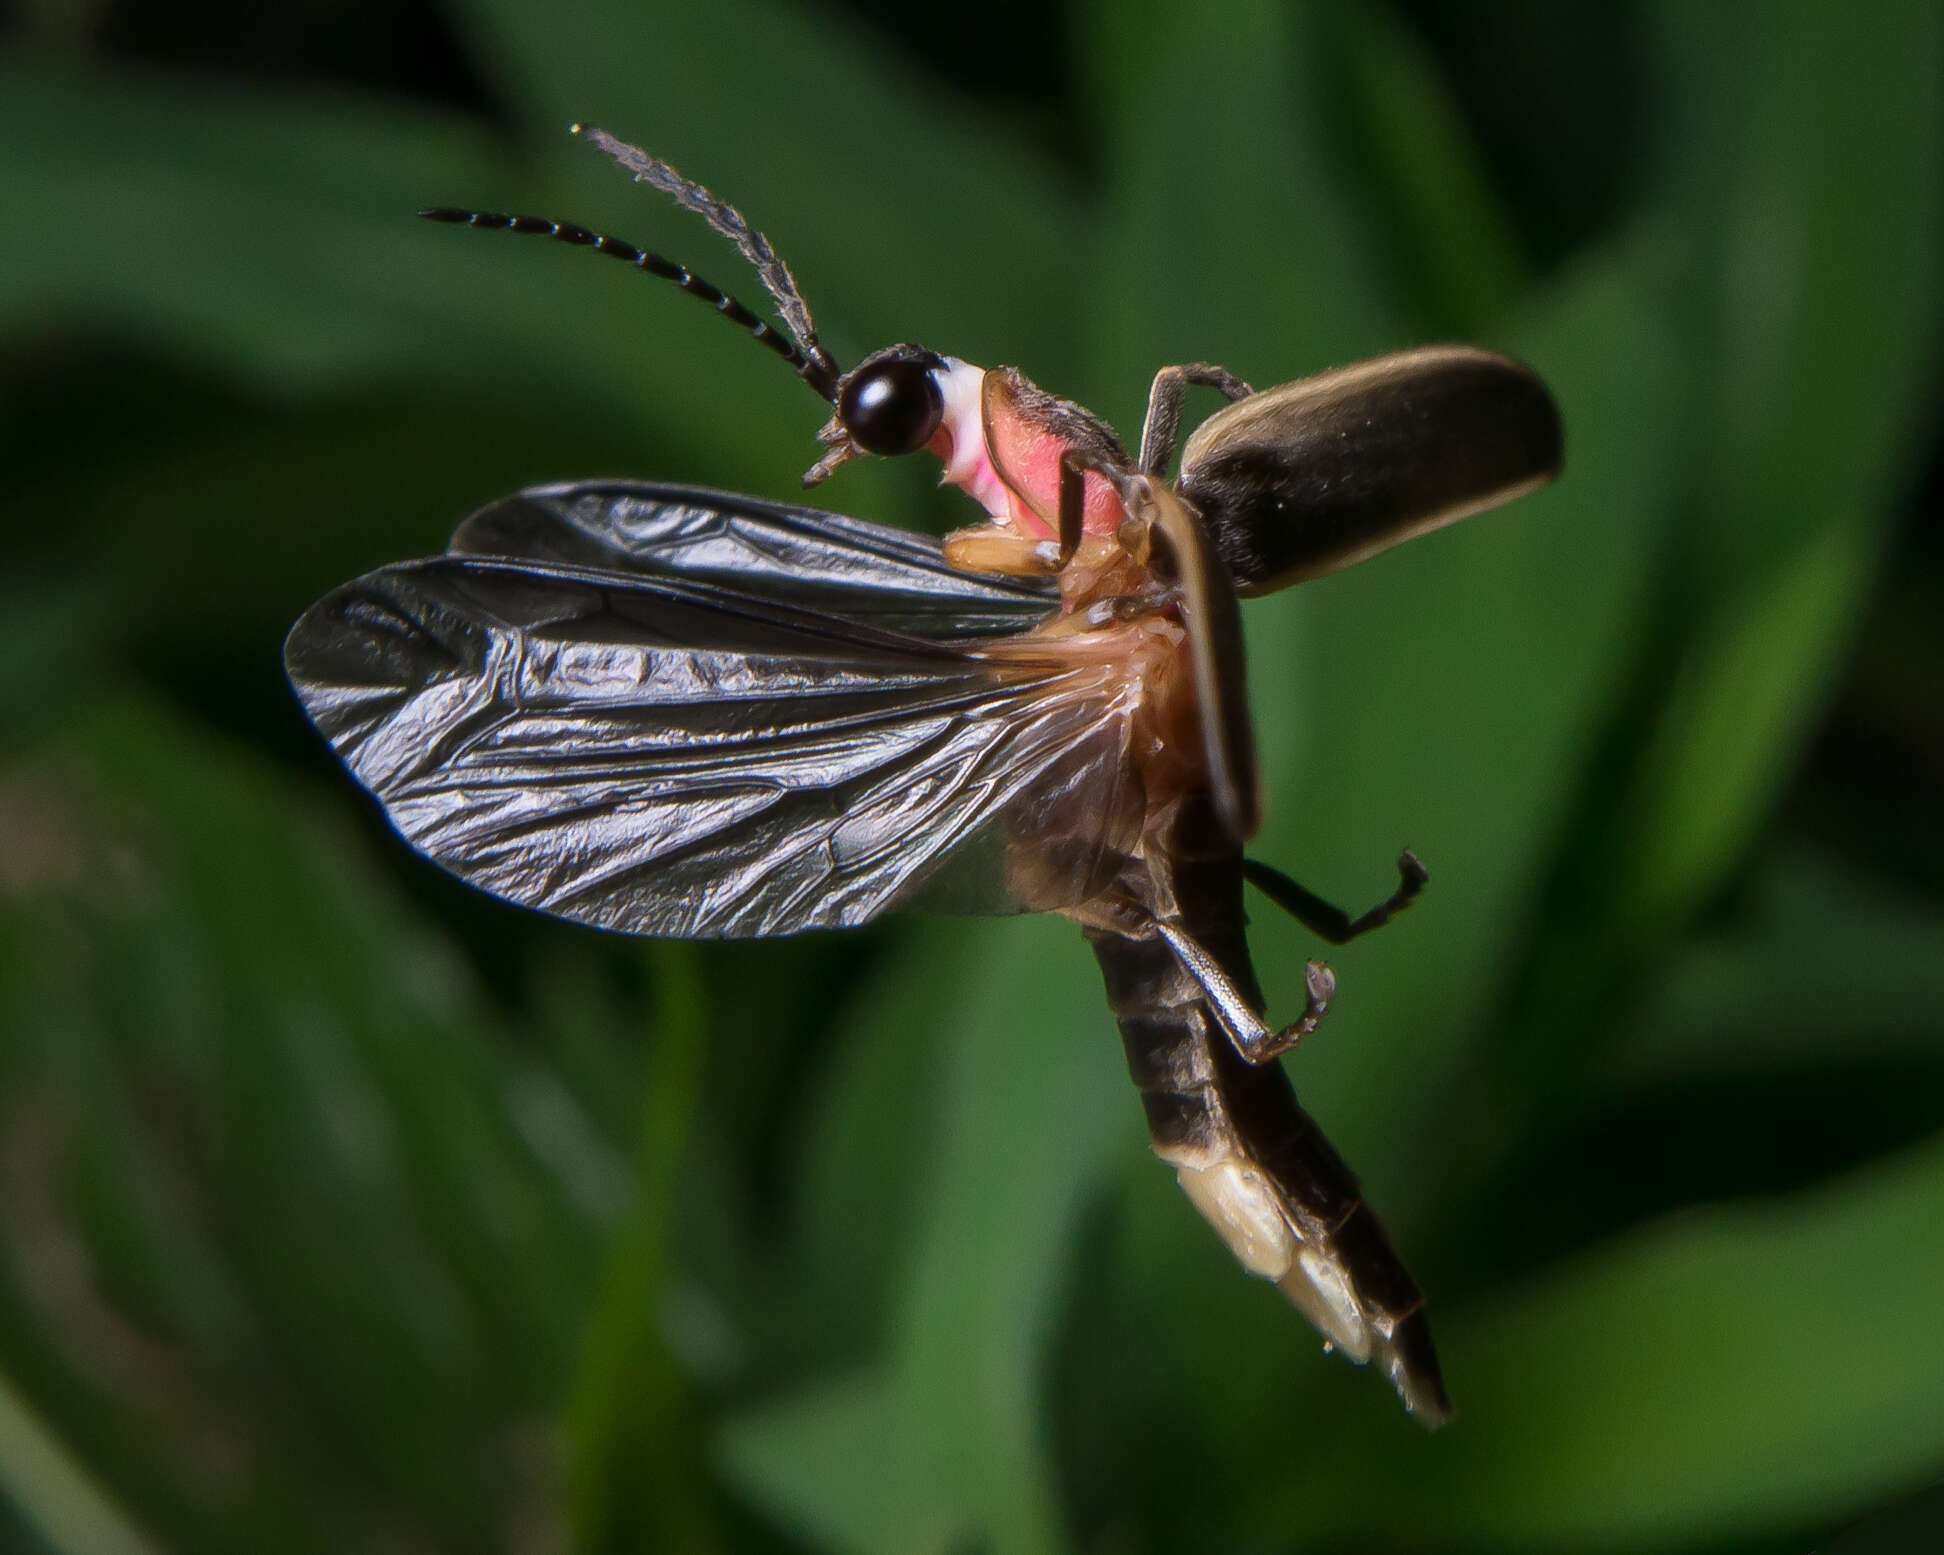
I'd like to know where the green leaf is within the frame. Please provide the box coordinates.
[1331,3,1529,332]
[0,1375,161,1555]
[1610,514,1878,939]
[1078,0,1407,412]
[1260,1133,1944,1547]
[0,58,508,392]
[719,1368,959,1555]
[0,696,607,1551]
[725,917,1131,1555]
[1603,0,1944,939]
[4,394,649,686]
[0,56,826,486]
[564,946,724,1553]
[1651,0,1944,579]
[0,577,117,749]
[1625,848,1944,1080]
[789,926,950,1363]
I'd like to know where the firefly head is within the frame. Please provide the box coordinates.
[795,344,952,485]
[838,345,948,456]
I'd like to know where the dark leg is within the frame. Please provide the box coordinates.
[1056,443,1144,570]
[1055,446,1088,568]
[1150,919,1337,1064]
[1138,363,1254,475]
[1081,584,1175,626]
[1055,449,1185,626]
[1243,850,1429,946]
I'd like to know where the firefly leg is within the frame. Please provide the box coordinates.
[1051,450,1193,627]
[1082,584,1174,626]
[942,524,1065,577]
[1138,364,1254,475]
[1056,444,1146,569]
[947,436,1130,578]
[1243,850,1429,945]
[1054,448,1088,568]
[1149,918,1337,1065]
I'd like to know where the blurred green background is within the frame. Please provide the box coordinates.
[3,1,1943,1551]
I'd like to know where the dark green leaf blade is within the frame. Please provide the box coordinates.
[1259,1135,1944,1547]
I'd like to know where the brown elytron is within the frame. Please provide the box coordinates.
[290,129,1562,1427]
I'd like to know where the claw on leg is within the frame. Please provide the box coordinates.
[1244,848,1429,945]
[1149,918,1339,1066]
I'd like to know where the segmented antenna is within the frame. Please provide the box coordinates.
[417,209,838,401]
[575,126,838,393]
[419,129,844,404]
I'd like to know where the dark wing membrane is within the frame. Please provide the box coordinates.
[284,556,1143,939]
[448,481,1059,640]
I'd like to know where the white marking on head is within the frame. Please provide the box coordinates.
[931,357,1013,523]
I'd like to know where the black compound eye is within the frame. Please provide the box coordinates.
[838,355,945,456]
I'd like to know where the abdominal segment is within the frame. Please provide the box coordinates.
[1083,829,1451,1426]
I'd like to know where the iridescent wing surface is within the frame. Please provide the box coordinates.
[285,487,1143,939]
[447,480,1059,639]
